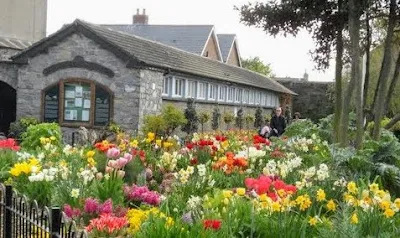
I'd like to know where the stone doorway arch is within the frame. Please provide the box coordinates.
[0,81,16,135]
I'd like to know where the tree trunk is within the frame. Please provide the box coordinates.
[333,0,344,144]
[363,11,371,119]
[372,0,397,140]
[384,113,400,130]
[384,50,400,115]
[349,0,363,149]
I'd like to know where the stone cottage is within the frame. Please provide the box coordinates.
[0,19,295,137]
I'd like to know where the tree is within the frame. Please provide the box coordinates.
[162,104,187,136]
[211,108,221,130]
[235,108,244,129]
[223,112,235,130]
[372,0,398,140]
[254,108,263,129]
[142,114,166,137]
[181,99,198,135]
[198,111,210,133]
[245,114,255,129]
[241,57,274,77]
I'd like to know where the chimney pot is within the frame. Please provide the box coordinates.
[136,8,139,14]
[133,8,149,24]
[143,9,146,15]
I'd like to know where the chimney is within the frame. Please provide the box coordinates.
[133,8,149,24]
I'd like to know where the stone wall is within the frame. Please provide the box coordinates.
[0,62,18,89]
[138,69,164,130]
[163,99,273,133]
[277,80,334,122]
[16,33,141,131]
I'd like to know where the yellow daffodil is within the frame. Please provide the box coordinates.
[394,198,400,209]
[384,208,395,218]
[350,213,358,224]
[50,136,56,141]
[347,181,358,194]
[296,194,312,211]
[271,202,281,212]
[223,190,233,199]
[369,183,379,193]
[379,201,391,210]
[130,139,139,148]
[147,132,155,141]
[327,199,337,211]
[308,216,318,226]
[316,189,326,202]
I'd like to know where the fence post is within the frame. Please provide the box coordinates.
[51,207,61,238]
[71,132,75,146]
[4,185,12,238]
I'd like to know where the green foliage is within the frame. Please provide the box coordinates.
[198,111,210,133]
[212,108,221,130]
[142,115,166,136]
[254,108,264,128]
[92,171,125,205]
[21,123,62,150]
[162,104,187,136]
[9,117,39,139]
[223,112,235,129]
[245,114,255,129]
[181,99,199,135]
[107,121,123,133]
[0,150,16,182]
[241,56,274,77]
[235,108,244,129]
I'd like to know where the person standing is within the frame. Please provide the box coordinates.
[270,107,286,137]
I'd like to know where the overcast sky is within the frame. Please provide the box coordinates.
[47,0,335,82]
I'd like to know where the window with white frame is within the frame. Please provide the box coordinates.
[249,91,254,104]
[261,93,266,106]
[227,87,235,102]
[235,89,242,103]
[186,80,196,98]
[218,86,226,101]
[173,78,184,97]
[267,94,272,106]
[255,92,261,105]
[163,77,170,96]
[243,90,248,103]
[208,84,217,100]
[197,82,207,99]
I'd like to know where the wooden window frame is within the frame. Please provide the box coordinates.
[41,78,114,128]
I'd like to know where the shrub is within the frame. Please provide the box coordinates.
[142,115,166,137]
[211,108,221,130]
[254,108,263,128]
[245,114,255,129]
[235,108,244,129]
[162,104,186,136]
[9,117,39,139]
[182,99,199,135]
[223,112,235,130]
[199,112,211,133]
[21,123,62,150]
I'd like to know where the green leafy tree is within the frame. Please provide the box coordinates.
[163,104,186,136]
[142,115,166,137]
[245,114,255,129]
[241,57,274,77]
[254,108,263,129]
[223,112,235,130]
[181,99,199,135]
[212,108,221,130]
[235,108,244,129]
[198,111,210,133]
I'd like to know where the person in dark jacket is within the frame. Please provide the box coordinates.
[270,107,286,137]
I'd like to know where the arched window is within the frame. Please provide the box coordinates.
[42,79,113,127]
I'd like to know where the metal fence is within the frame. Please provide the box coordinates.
[0,184,88,238]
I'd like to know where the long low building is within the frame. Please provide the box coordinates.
[0,19,295,136]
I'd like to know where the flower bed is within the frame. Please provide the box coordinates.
[2,128,400,237]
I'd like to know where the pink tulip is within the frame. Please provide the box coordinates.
[116,158,128,168]
[107,160,118,168]
[123,153,133,162]
[96,172,103,180]
[106,148,120,159]
[105,166,113,173]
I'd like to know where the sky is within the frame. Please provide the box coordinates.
[47,0,335,82]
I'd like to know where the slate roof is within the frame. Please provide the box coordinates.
[12,20,296,95]
[217,34,236,62]
[0,36,33,50]
[101,24,213,55]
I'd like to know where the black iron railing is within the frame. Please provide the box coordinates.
[0,184,88,238]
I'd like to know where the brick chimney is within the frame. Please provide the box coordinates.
[133,9,148,24]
